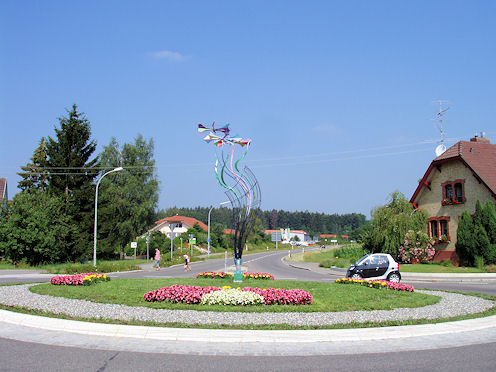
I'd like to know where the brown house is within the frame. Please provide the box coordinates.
[410,134,496,263]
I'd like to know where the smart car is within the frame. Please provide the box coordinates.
[346,253,401,282]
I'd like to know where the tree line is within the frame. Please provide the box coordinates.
[159,207,367,237]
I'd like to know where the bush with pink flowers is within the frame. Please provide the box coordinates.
[398,230,436,264]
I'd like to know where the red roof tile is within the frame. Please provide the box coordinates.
[411,139,496,202]
[154,215,208,232]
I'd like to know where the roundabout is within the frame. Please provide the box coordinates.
[1,250,495,370]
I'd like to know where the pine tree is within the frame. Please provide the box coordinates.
[473,199,491,263]
[45,104,98,260]
[17,137,49,192]
[482,201,496,244]
[456,211,474,266]
[482,201,496,264]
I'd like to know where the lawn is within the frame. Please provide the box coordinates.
[30,277,440,313]
[399,264,484,273]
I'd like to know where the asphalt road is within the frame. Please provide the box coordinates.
[1,249,496,371]
[0,337,494,372]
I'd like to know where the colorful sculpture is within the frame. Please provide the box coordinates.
[198,122,261,282]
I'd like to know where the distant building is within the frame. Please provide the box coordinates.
[264,229,313,244]
[0,178,8,204]
[148,215,208,238]
[410,134,496,263]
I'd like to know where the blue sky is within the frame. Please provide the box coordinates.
[1,1,495,218]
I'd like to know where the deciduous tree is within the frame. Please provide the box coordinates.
[98,135,159,259]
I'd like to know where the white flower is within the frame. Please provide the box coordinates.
[201,288,264,306]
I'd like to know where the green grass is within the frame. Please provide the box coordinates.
[399,263,484,273]
[286,244,366,268]
[30,278,440,313]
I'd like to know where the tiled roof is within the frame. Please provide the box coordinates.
[0,178,7,202]
[411,139,496,202]
[154,215,208,232]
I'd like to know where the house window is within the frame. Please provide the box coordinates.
[428,217,450,242]
[440,220,448,236]
[441,179,465,205]
[430,220,438,238]
[454,183,463,202]
[445,184,453,200]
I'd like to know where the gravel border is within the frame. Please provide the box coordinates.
[0,284,494,326]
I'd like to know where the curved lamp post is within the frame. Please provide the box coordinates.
[93,167,123,267]
[207,201,230,256]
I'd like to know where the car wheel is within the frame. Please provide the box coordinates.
[351,273,362,280]
[387,272,401,283]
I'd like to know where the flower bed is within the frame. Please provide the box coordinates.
[143,285,219,304]
[242,287,313,305]
[196,271,275,280]
[50,273,110,286]
[143,284,313,305]
[335,278,415,292]
[201,288,265,306]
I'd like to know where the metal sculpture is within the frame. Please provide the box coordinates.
[198,122,261,281]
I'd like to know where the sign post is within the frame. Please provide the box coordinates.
[146,234,150,260]
[131,242,137,260]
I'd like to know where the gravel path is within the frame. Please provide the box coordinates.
[0,284,494,326]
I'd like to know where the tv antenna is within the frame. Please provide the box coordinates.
[432,100,450,156]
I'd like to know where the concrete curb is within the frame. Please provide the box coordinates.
[2,309,495,344]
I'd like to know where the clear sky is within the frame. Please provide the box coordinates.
[1,1,495,218]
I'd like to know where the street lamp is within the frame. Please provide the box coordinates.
[93,167,123,267]
[207,201,230,256]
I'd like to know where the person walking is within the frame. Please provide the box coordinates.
[183,254,191,271]
[154,248,161,271]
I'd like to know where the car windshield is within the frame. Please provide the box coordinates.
[354,254,370,266]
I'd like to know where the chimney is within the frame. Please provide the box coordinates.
[470,132,490,144]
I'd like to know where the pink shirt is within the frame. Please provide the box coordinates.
[154,250,161,260]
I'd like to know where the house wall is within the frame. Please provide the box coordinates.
[157,223,191,238]
[416,159,494,261]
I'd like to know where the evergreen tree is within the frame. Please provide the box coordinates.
[473,219,491,262]
[482,201,496,244]
[45,104,98,260]
[473,200,484,226]
[472,199,491,263]
[456,210,475,266]
[17,137,49,192]
[98,135,159,259]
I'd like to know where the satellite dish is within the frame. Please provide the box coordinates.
[435,144,446,157]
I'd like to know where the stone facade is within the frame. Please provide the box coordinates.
[411,136,496,263]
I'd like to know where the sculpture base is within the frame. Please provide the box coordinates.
[233,258,243,282]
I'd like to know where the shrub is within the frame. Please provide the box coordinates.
[398,230,435,264]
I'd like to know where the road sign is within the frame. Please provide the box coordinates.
[130,242,137,248]
[271,232,282,242]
